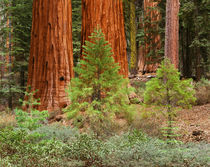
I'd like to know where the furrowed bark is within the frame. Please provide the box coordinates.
[27,0,74,112]
[164,0,179,68]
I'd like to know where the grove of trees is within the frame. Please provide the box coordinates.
[0,1,209,166]
[0,0,209,110]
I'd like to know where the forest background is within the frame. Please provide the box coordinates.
[0,0,209,109]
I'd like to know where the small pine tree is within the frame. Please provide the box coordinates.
[65,28,132,125]
[144,59,196,140]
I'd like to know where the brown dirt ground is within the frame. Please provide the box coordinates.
[176,103,210,143]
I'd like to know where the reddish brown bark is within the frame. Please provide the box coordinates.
[27,0,74,112]
[164,0,179,68]
[138,0,161,74]
[81,0,128,77]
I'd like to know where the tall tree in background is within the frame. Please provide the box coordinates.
[138,0,162,74]
[81,0,128,77]
[164,0,179,68]
[130,0,137,75]
[27,0,74,112]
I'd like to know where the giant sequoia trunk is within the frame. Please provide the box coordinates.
[164,0,179,68]
[27,0,74,112]
[81,0,128,77]
[138,0,161,74]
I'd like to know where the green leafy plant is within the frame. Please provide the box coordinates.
[65,28,133,127]
[144,59,196,140]
[66,130,209,167]
[0,91,69,167]
[14,90,48,131]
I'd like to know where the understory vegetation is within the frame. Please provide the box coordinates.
[0,118,209,167]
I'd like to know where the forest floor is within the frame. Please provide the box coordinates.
[49,102,210,143]
[127,103,209,143]
[0,103,209,144]
[176,103,210,143]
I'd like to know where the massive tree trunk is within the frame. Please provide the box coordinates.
[27,0,74,112]
[138,0,161,74]
[164,0,179,68]
[81,0,128,77]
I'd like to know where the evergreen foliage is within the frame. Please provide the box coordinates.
[144,59,196,139]
[72,0,82,65]
[0,0,33,108]
[15,90,48,131]
[65,28,132,124]
[144,59,196,107]
[179,0,210,79]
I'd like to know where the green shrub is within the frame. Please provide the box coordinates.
[101,133,209,167]
[33,123,79,142]
[1,125,209,167]
[14,90,48,131]
[0,91,68,167]
[65,130,209,167]
[67,133,106,166]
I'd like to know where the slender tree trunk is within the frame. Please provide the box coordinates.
[81,0,128,77]
[138,0,161,74]
[8,15,12,109]
[164,0,179,68]
[194,1,201,81]
[20,67,25,99]
[27,0,74,112]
